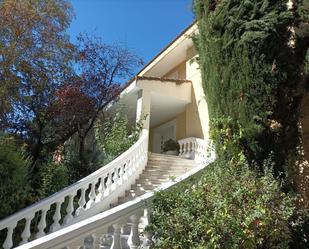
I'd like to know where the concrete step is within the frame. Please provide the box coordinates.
[112,154,196,208]
[142,170,189,176]
[132,183,160,191]
[147,163,194,168]
[147,158,195,164]
[145,163,193,169]
[138,175,171,181]
[125,189,148,198]
[135,179,169,186]
[142,169,188,175]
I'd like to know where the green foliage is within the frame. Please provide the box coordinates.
[193,0,308,176]
[0,136,30,219]
[39,161,69,197]
[95,108,142,164]
[162,139,180,152]
[62,133,102,183]
[151,158,297,249]
[150,1,309,248]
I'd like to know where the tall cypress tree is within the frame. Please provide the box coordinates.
[194,0,308,179]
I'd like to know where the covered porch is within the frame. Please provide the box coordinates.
[110,75,207,155]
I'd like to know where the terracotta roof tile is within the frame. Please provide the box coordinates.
[134,76,191,84]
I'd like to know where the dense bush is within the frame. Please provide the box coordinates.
[63,134,102,183]
[151,158,298,249]
[0,136,30,219]
[95,109,141,164]
[39,161,70,197]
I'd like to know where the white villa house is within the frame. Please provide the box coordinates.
[0,23,216,249]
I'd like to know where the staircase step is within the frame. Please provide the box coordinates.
[142,169,188,175]
[132,184,160,191]
[145,163,193,168]
[125,189,148,197]
[111,154,195,209]
[146,163,195,169]
[135,179,169,186]
[147,158,195,164]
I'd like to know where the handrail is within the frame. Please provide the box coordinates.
[0,129,149,249]
[15,139,215,249]
[178,137,215,164]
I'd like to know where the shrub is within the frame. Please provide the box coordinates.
[0,136,30,219]
[162,139,180,153]
[39,161,70,197]
[151,158,297,249]
[95,108,142,164]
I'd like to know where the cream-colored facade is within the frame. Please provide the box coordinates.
[109,23,210,153]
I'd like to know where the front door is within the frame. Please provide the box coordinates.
[153,120,176,153]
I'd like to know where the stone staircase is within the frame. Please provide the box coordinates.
[114,153,196,206]
[10,137,214,249]
[90,153,196,249]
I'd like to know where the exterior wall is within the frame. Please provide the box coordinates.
[149,111,187,152]
[137,79,191,103]
[185,91,204,138]
[176,111,186,140]
[185,47,210,139]
[164,62,186,79]
[147,45,210,143]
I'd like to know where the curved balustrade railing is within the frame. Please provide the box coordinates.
[14,139,215,249]
[0,130,149,249]
[178,137,215,164]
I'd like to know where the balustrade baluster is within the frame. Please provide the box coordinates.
[142,208,154,248]
[50,201,62,232]
[111,223,123,249]
[128,158,133,177]
[64,194,74,225]
[21,215,34,244]
[112,168,118,191]
[76,188,86,216]
[184,142,188,155]
[86,181,97,208]
[105,173,112,196]
[92,232,101,249]
[178,142,183,155]
[36,208,48,238]
[122,161,128,182]
[97,176,106,201]
[128,214,141,249]
[116,163,124,187]
[192,141,197,160]
[135,153,141,174]
[3,223,16,249]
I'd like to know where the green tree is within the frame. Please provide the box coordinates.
[0,135,30,219]
[0,0,75,173]
[193,0,308,177]
[95,108,141,164]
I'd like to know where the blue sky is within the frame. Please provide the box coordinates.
[69,0,194,66]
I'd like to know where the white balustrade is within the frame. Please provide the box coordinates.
[13,140,215,249]
[178,137,215,165]
[0,129,149,249]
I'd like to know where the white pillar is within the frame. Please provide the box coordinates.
[136,90,151,130]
